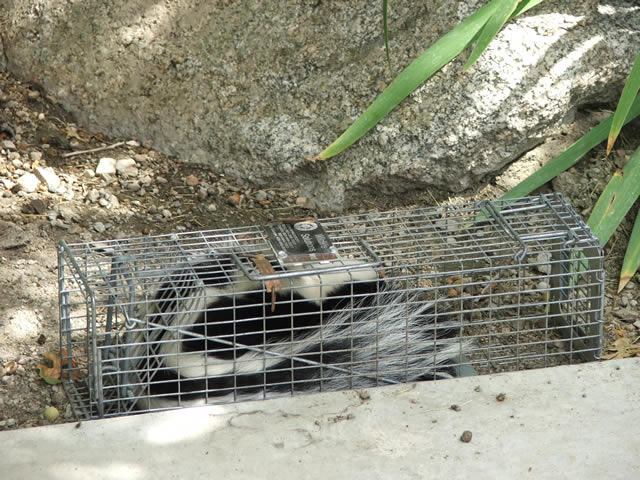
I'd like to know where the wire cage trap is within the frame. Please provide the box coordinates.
[58,194,604,420]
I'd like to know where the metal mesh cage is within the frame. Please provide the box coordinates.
[58,194,604,419]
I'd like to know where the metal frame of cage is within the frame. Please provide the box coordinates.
[58,194,604,420]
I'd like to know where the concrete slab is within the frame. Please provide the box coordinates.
[1,359,639,480]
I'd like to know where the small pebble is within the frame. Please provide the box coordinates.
[34,166,61,192]
[185,175,199,186]
[125,181,141,192]
[93,222,106,233]
[87,189,100,203]
[1,176,16,188]
[496,393,506,402]
[460,430,473,443]
[96,157,117,176]
[2,139,16,150]
[228,193,242,206]
[532,252,552,274]
[29,198,47,215]
[15,173,41,193]
[116,158,139,178]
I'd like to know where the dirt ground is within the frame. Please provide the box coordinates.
[1,71,638,431]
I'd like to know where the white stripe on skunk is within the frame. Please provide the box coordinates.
[132,256,470,410]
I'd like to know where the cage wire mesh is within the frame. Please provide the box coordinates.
[58,194,604,419]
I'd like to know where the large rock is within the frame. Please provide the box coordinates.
[1,0,639,210]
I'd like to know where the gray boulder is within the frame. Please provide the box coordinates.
[1,0,639,210]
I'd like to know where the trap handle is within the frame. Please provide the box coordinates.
[230,240,382,281]
[483,195,582,263]
[481,200,528,262]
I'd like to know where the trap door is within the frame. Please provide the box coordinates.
[548,245,604,361]
[484,196,604,363]
[58,241,131,419]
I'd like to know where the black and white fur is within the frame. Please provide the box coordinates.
[132,256,468,410]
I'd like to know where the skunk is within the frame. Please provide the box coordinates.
[131,255,469,410]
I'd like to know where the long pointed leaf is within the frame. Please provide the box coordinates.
[502,95,640,200]
[314,0,545,160]
[588,146,640,246]
[619,208,640,292]
[511,0,545,16]
[607,52,640,155]
[464,0,521,71]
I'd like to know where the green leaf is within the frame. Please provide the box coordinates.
[502,94,640,200]
[587,146,640,246]
[383,0,393,77]
[313,0,546,160]
[619,208,640,292]
[607,52,640,155]
[511,0,545,16]
[464,0,522,71]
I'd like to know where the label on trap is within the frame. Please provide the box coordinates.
[265,220,337,264]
